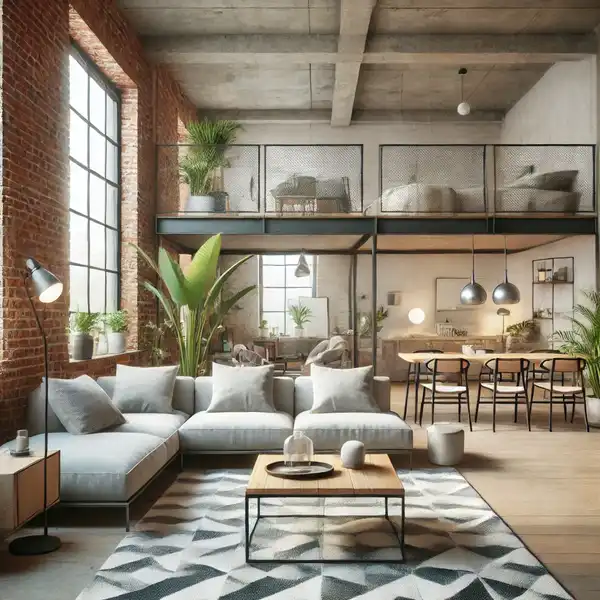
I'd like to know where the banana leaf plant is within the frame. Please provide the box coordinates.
[134,234,255,376]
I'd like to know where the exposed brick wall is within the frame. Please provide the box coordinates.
[0,0,196,444]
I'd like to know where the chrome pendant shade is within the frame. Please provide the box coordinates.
[460,236,487,306]
[294,252,311,278]
[492,237,520,305]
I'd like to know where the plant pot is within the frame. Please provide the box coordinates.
[294,327,304,338]
[108,332,127,354]
[186,194,215,212]
[259,328,268,338]
[95,333,108,355]
[586,397,600,426]
[72,333,94,360]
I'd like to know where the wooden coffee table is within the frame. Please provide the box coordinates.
[245,453,405,564]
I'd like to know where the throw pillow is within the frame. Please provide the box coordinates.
[507,170,578,192]
[112,364,179,413]
[47,375,125,435]
[206,363,275,412]
[310,364,379,413]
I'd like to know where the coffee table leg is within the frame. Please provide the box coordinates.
[245,495,250,562]
[401,495,405,561]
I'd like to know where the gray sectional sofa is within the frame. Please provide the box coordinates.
[2,374,412,529]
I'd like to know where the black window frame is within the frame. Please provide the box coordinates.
[68,42,122,315]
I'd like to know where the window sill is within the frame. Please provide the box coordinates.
[69,350,142,364]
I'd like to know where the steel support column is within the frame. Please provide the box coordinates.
[351,254,358,367]
[371,220,378,370]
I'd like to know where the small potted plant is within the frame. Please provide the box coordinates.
[505,319,538,351]
[288,304,312,338]
[70,311,100,360]
[104,310,129,354]
[259,319,269,338]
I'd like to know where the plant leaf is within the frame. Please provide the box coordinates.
[183,234,222,308]
[158,248,189,305]
[130,242,159,276]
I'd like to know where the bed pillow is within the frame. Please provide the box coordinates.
[206,363,275,412]
[507,170,578,192]
[47,375,125,435]
[309,365,379,413]
[112,364,179,413]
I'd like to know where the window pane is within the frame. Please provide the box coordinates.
[106,141,118,183]
[262,288,284,313]
[69,110,88,165]
[89,222,105,269]
[69,55,88,117]
[261,312,285,335]
[89,269,106,313]
[286,288,313,307]
[286,265,313,288]
[262,255,284,265]
[106,184,118,228]
[89,174,105,222]
[69,161,88,214]
[89,77,105,133]
[70,213,88,265]
[262,265,284,287]
[70,265,88,312]
[106,97,118,141]
[107,273,118,312]
[106,229,118,271]
[89,129,105,177]
[285,255,300,265]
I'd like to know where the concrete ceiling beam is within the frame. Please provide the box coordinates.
[143,33,596,66]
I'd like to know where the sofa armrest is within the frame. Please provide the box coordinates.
[373,376,391,412]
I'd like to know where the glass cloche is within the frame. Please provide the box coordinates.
[283,431,314,466]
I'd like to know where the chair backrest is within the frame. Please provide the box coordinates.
[540,357,585,374]
[484,358,530,374]
[425,358,469,375]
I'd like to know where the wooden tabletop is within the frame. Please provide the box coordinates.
[0,450,60,476]
[246,454,404,497]
[398,352,568,364]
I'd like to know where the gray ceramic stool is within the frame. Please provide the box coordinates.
[427,423,465,466]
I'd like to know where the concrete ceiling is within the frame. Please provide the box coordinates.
[119,0,600,125]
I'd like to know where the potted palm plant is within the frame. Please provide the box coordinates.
[104,310,129,354]
[180,119,242,213]
[288,304,312,338]
[70,311,100,360]
[134,234,255,376]
[554,290,600,426]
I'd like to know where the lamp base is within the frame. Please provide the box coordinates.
[9,534,61,556]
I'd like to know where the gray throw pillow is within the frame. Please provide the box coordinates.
[206,363,275,412]
[310,365,379,413]
[47,375,125,435]
[112,364,179,413]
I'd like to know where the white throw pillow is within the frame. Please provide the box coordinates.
[206,363,275,412]
[112,364,179,413]
[47,375,125,435]
[310,364,379,413]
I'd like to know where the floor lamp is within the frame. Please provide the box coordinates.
[9,258,63,556]
[497,308,510,336]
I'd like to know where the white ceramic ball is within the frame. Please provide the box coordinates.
[457,101,471,116]
[341,440,366,469]
[408,307,425,325]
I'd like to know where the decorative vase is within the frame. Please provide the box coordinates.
[108,332,127,354]
[72,332,94,360]
[259,328,268,338]
[283,431,314,466]
[341,440,366,469]
[186,194,215,212]
[294,327,304,338]
[587,397,600,426]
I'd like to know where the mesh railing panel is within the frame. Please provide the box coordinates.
[494,145,595,214]
[380,145,486,213]
[158,144,260,214]
[264,145,363,213]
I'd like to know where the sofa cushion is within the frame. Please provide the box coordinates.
[47,375,125,435]
[97,375,194,416]
[109,412,188,459]
[179,411,293,452]
[294,411,412,451]
[5,432,168,502]
[112,365,179,413]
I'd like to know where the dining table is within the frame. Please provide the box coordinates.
[397,351,570,422]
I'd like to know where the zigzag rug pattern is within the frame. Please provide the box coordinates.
[77,468,573,600]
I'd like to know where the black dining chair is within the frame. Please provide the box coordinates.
[403,349,444,420]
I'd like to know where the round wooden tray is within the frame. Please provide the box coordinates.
[266,460,334,479]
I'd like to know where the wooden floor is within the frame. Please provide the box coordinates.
[1,383,599,600]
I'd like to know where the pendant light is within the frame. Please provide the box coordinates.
[457,67,471,116]
[492,237,520,305]
[295,251,310,278]
[460,236,487,305]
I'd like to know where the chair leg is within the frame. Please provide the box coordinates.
[571,394,576,423]
[523,390,531,432]
[529,384,535,428]
[458,393,462,422]
[419,386,426,426]
[475,383,482,422]
[465,386,473,432]
[492,388,498,433]
[431,386,436,426]
[563,397,568,422]
[549,393,553,432]
[582,390,590,432]
[403,364,412,420]
[514,393,518,423]
[414,369,421,422]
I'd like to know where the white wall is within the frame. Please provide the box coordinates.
[501,58,597,144]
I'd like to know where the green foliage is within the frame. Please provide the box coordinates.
[142,320,173,367]
[554,290,600,397]
[179,120,242,196]
[506,319,537,338]
[358,305,389,337]
[104,310,129,333]
[134,234,256,376]
[70,311,100,334]
[288,304,312,329]
[260,319,268,329]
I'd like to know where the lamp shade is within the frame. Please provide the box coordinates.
[295,253,311,278]
[408,308,425,325]
[460,281,487,305]
[497,308,510,317]
[492,281,520,305]
[25,258,63,303]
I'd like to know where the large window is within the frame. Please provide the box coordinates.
[260,255,315,335]
[68,46,120,314]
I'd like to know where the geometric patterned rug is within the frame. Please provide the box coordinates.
[76,468,573,600]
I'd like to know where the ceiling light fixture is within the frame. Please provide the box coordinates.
[492,237,520,305]
[457,67,471,116]
[295,251,311,278]
[460,236,487,305]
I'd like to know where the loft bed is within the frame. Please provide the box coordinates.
[369,144,596,216]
